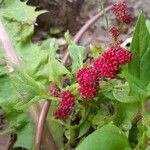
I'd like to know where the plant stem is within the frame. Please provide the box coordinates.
[0,19,56,150]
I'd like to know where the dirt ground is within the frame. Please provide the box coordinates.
[0,0,150,149]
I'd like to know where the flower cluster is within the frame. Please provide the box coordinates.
[76,67,100,100]
[93,46,132,78]
[48,83,60,97]
[53,90,75,120]
[112,0,132,25]
[109,26,120,39]
[76,45,132,100]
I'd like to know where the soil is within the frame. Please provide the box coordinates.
[0,0,150,149]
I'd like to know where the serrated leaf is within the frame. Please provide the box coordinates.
[48,39,71,84]
[0,0,45,23]
[68,44,86,73]
[65,31,86,73]
[76,124,129,150]
[11,69,47,103]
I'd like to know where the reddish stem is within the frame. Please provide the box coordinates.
[0,19,19,66]
[35,5,113,149]
[35,101,58,150]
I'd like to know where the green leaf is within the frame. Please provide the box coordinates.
[146,20,150,34]
[64,31,73,45]
[11,69,47,101]
[113,82,140,103]
[76,124,129,150]
[92,107,112,126]
[48,39,71,85]
[65,31,86,73]
[79,121,91,138]
[0,0,45,23]
[128,13,150,96]
[48,101,64,149]
[114,103,138,130]
[68,44,86,73]
[90,44,103,59]
[50,27,61,35]
[14,121,35,149]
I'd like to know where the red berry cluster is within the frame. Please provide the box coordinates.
[76,67,100,100]
[109,26,120,39]
[93,46,132,78]
[53,90,75,120]
[48,83,60,97]
[76,46,132,100]
[112,0,132,25]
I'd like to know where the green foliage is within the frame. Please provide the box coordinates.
[49,27,61,35]
[76,124,129,150]
[114,103,138,130]
[146,20,150,34]
[14,122,35,149]
[65,31,86,73]
[128,14,150,97]
[113,82,139,103]
[48,39,71,85]
[90,44,103,59]
[0,1,65,149]
[0,0,45,23]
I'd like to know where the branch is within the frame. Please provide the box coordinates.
[35,5,113,149]
[0,19,57,150]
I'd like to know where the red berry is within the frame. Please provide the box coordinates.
[109,26,120,39]
[78,85,99,100]
[60,90,75,109]
[53,90,75,120]
[93,49,119,79]
[53,107,70,120]
[76,67,100,86]
[122,13,132,25]
[112,0,132,24]
[48,83,60,97]
[116,48,132,64]
[92,46,132,78]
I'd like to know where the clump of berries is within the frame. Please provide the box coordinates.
[93,46,132,79]
[76,67,100,100]
[53,1,133,120]
[53,90,75,120]
[109,1,133,40]
[112,0,132,25]
[48,83,60,97]
[109,26,120,39]
[76,46,132,100]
